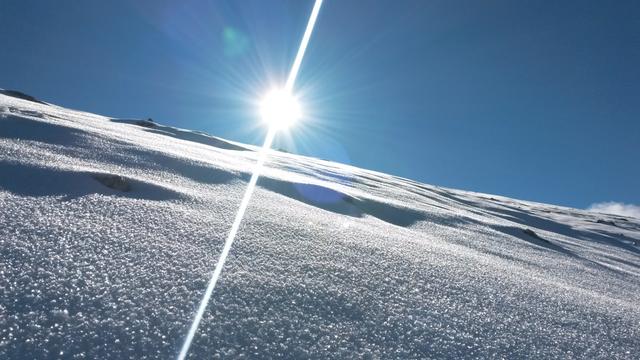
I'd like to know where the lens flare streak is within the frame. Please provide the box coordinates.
[178,1,323,358]
[285,0,323,92]
[177,128,276,360]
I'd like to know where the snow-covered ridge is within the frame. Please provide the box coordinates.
[1,91,639,358]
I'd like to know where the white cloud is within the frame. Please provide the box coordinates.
[587,202,640,219]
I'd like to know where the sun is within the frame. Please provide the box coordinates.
[260,88,302,130]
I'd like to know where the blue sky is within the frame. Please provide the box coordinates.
[1,0,638,209]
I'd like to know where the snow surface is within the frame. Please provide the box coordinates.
[1,91,639,359]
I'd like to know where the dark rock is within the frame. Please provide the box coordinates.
[0,89,48,105]
[522,228,550,243]
[135,120,156,128]
[92,174,131,192]
[596,219,616,226]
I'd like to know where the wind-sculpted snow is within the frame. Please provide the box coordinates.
[109,119,251,152]
[1,93,639,359]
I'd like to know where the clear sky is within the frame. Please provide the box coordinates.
[1,0,638,209]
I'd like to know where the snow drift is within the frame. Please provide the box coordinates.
[1,90,639,358]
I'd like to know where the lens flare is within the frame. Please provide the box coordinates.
[260,89,302,129]
[177,128,276,360]
[177,1,323,359]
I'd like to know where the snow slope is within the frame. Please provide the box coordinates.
[1,91,639,359]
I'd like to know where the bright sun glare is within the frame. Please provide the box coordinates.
[179,1,323,359]
[260,88,302,130]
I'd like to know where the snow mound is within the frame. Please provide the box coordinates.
[0,161,184,201]
[110,118,251,152]
[1,91,639,358]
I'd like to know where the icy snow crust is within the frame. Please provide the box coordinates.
[1,93,639,359]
